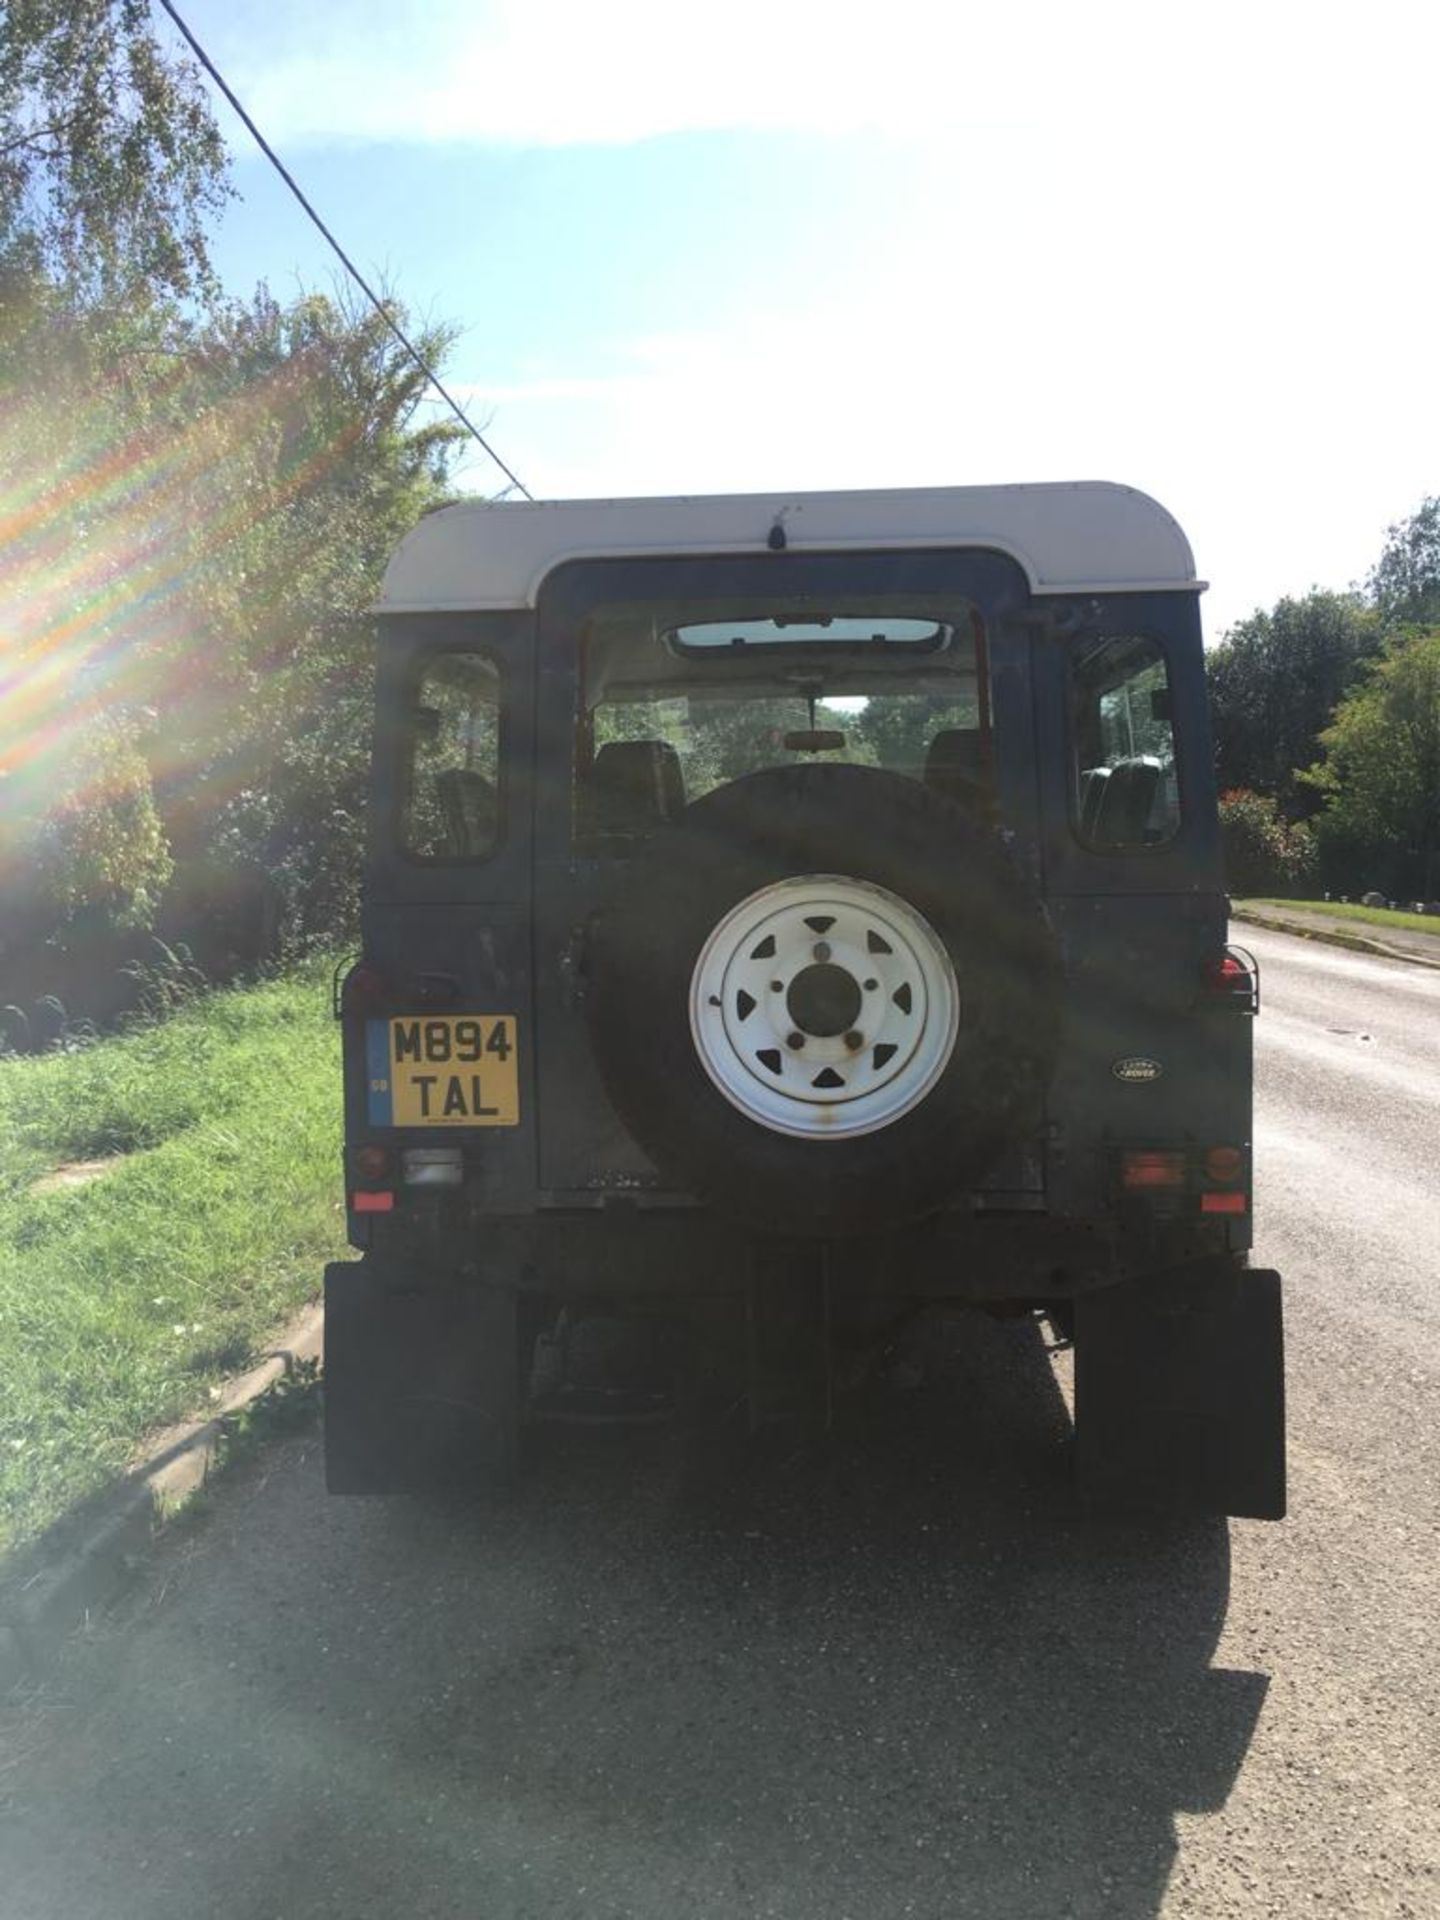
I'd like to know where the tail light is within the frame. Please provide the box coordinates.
[1201,946,1259,1013]
[1202,1145,1245,1184]
[351,1143,395,1214]
[1200,1142,1249,1214]
[1116,1144,1250,1217]
[353,1144,391,1185]
[1120,1149,1187,1191]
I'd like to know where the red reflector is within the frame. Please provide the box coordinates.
[351,1190,395,1213]
[1121,1150,1187,1191]
[1200,1190,1247,1214]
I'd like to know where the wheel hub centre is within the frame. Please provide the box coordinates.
[785,962,862,1038]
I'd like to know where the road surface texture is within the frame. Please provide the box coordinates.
[2,926,1437,1919]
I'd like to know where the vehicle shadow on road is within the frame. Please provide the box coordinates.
[373,1312,1267,1919]
[1,1314,1267,1920]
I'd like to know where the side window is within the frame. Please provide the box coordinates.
[402,652,502,861]
[1072,635,1180,850]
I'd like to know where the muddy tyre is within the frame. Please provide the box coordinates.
[587,764,1061,1235]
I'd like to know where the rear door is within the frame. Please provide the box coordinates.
[530,546,1039,1203]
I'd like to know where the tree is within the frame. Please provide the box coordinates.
[1303,629,1440,902]
[1369,496,1440,627]
[846,693,975,772]
[0,14,480,1003]
[1206,591,1386,811]
[129,284,463,914]
[27,714,173,928]
[1217,789,1317,898]
[0,0,230,301]
[0,280,464,982]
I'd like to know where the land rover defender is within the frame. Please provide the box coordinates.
[326,483,1285,1518]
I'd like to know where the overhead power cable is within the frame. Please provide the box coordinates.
[153,0,532,501]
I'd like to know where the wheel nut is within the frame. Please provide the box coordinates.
[786,1031,805,1050]
[843,1030,864,1052]
[812,941,831,962]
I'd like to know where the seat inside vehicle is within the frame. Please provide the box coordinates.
[590,739,686,837]
[1079,765,1111,839]
[434,768,498,858]
[923,727,992,812]
[1090,755,1162,847]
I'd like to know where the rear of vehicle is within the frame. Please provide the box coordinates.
[326,483,1284,1517]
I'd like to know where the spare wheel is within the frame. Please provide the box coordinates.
[586,764,1061,1235]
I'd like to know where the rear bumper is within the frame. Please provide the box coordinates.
[349,1205,1242,1307]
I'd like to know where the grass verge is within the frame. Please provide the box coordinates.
[0,964,346,1559]
[1252,898,1440,939]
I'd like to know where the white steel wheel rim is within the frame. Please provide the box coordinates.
[688,874,960,1141]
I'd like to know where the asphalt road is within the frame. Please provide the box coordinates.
[3,926,1438,1919]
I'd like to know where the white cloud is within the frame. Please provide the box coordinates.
[236,0,1008,147]
[230,0,1435,155]
[449,269,1439,639]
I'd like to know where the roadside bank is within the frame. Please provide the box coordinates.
[1231,901,1440,971]
[0,964,345,1570]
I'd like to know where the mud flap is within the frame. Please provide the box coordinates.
[1075,1263,1285,1520]
[324,1261,521,1493]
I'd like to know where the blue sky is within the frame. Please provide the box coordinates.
[171,0,1437,637]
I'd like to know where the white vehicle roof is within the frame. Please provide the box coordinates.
[377,481,1203,614]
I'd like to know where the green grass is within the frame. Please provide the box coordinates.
[0,964,348,1559]
[1251,898,1440,938]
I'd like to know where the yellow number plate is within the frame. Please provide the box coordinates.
[366,1016,519,1127]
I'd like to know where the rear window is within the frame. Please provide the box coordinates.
[579,600,989,841]
[1071,634,1180,850]
[402,651,502,861]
